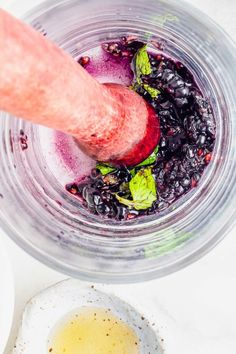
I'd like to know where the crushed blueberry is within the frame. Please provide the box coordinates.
[19,129,28,151]
[66,38,216,220]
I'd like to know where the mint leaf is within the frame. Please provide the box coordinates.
[129,168,157,206]
[96,163,116,175]
[132,45,160,99]
[133,45,151,81]
[136,146,159,167]
[143,84,161,98]
[115,167,157,210]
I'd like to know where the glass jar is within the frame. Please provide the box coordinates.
[0,0,236,282]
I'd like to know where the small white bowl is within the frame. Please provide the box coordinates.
[13,279,163,354]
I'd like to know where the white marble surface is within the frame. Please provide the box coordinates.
[3,225,236,353]
[0,0,236,353]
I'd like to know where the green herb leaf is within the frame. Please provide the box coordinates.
[129,168,157,206]
[143,84,161,98]
[96,163,116,175]
[115,167,157,210]
[131,45,160,99]
[136,146,159,167]
[133,45,152,81]
[116,194,154,210]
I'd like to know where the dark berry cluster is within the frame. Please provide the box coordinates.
[70,39,216,220]
[66,168,136,220]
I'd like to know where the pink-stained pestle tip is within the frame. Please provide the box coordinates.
[0,9,160,166]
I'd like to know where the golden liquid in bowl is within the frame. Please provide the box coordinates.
[48,307,140,354]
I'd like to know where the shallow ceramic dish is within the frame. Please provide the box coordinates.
[13,279,163,353]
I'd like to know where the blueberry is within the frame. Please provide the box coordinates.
[160,100,173,109]
[173,180,179,188]
[192,172,201,182]
[197,134,206,146]
[101,191,114,202]
[175,86,189,98]
[183,145,195,159]
[175,97,189,107]
[165,193,175,203]
[93,178,104,189]
[116,168,132,182]
[115,205,128,220]
[82,186,89,200]
[161,69,175,82]
[181,177,191,187]
[175,185,185,196]
[157,201,169,211]
[160,137,167,148]
[206,126,215,138]
[168,76,184,89]
[93,193,103,206]
[84,187,98,207]
[96,203,111,215]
